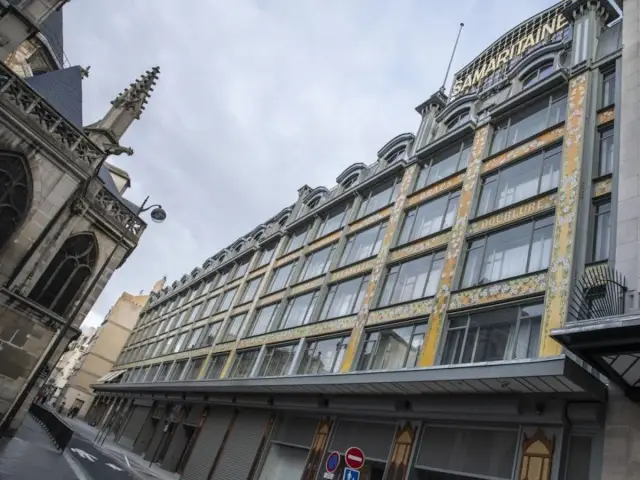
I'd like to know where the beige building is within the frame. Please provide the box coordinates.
[49,326,97,404]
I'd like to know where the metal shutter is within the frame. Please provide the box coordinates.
[181,408,233,480]
[146,415,167,460]
[184,405,205,425]
[119,406,150,449]
[211,409,270,480]
[329,420,396,462]
[272,415,318,448]
[133,414,157,455]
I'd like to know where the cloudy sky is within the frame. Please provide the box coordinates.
[63,0,558,328]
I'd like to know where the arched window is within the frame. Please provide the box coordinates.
[342,174,359,189]
[0,153,31,251]
[386,148,406,165]
[445,110,470,131]
[307,197,320,209]
[522,61,555,89]
[29,233,98,315]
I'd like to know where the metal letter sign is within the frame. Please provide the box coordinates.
[343,468,360,480]
[344,446,365,470]
[326,451,340,473]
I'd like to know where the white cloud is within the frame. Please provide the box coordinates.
[65,0,558,328]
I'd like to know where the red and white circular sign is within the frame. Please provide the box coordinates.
[344,446,365,470]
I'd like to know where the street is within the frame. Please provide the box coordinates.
[67,435,137,480]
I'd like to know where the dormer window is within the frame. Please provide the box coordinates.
[385,148,406,165]
[234,244,243,253]
[307,198,320,209]
[445,110,470,131]
[342,175,359,189]
[521,61,554,89]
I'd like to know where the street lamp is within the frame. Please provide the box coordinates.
[0,196,166,436]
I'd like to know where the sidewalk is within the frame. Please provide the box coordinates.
[64,416,179,480]
[0,414,83,480]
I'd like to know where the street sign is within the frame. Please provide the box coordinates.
[344,446,365,470]
[326,451,340,473]
[343,467,360,480]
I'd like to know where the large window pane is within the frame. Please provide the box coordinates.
[339,222,387,267]
[232,258,250,280]
[285,226,310,254]
[415,138,471,190]
[358,177,401,218]
[357,322,427,372]
[592,201,611,262]
[240,276,262,304]
[320,275,370,320]
[268,262,297,293]
[399,192,460,244]
[598,127,614,176]
[205,353,229,379]
[258,343,297,377]
[258,444,308,480]
[221,314,245,343]
[257,244,276,267]
[602,69,615,107]
[379,252,444,306]
[202,321,222,347]
[297,336,350,375]
[441,302,543,365]
[217,287,237,312]
[300,244,335,281]
[249,303,279,336]
[280,291,318,329]
[228,349,260,378]
[316,203,350,238]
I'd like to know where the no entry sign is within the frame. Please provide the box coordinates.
[345,446,365,470]
[326,451,340,473]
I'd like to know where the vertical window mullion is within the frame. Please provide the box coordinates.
[524,222,537,273]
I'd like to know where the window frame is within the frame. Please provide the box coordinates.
[398,190,460,245]
[296,335,350,375]
[590,198,611,263]
[596,126,614,178]
[357,176,402,219]
[319,274,371,320]
[316,202,351,239]
[279,289,319,330]
[415,137,472,191]
[378,251,445,307]
[339,221,388,267]
[267,261,297,293]
[356,320,428,372]
[601,68,616,108]
[300,244,336,281]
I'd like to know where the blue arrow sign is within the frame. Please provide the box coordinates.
[343,468,360,480]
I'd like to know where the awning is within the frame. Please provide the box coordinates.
[92,356,606,401]
[552,312,640,400]
[96,369,126,384]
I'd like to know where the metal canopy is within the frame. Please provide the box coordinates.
[92,356,605,401]
[552,312,640,400]
[96,369,126,384]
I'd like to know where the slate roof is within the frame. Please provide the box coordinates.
[39,8,64,66]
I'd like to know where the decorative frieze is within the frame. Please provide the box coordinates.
[289,277,324,296]
[275,250,301,267]
[211,342,234,354]
[467,193,557,236]
[406,172,465,208]
[92,186,146,239]
[257,290,285,307]
[388,232,451,263]
[597,107,614,126]
[247,265,268,280]
[329,258,375,283]
[230,303,251,316]
[448,272,548,311]
[593,177,612,198]
[307,231,342,253]
[366,298,433,326]
[348,206,393,234]
[482,126,564,174]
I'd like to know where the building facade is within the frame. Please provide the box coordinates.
[92,1,626,479]
[0,0,161,435]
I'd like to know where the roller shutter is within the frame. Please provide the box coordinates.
[181,408,233,480]
[329,420,396,461]
[211,410,271,480]
[272,415,318,447]
[119,406,150,449]
[184,405,205,425]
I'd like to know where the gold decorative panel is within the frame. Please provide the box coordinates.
[366,298,433,326]
[212,312,226,322]
[419,125,489,367]
[340,165,418,372]
[386,424,416,480]
[482,126,564,174]
[540,72,589,357]
[467,193,557,236]
[231,304,251,316]
[348,206,392,234]
[448,273,547,311]
[389,232,451,262]
[247,265,268,280]
[519,429,554,480]
[302,419,333,479]
[211,342,234,354]
[308,231,341,252]
[330,258,376,283]
[593,177,612,198]
[238,315,357,349]
[289,277,324,296]
[597,107,614,126]
[275,251,301,267]
[257,291,285,307]
[406,172,465,208]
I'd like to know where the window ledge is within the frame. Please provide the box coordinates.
[391,227,453,254]
[483,121,565,164]
[454,269,549,295]
[372,295,436,313]
[470,188,558,225]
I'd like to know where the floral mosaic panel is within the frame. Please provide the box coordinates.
[597,107,614,126]
[247,265,268,280]
[366,298,434,326]
[348,206,393,234]
[330,258,376,283]
[275,250,302,267]
[540,73,589,357]
[211,342,234,354]
[257,290,285,307]
[289,276,324,296]
[340,164,418,372]
[231,303,251,316]
[238,315,357,349]
[482,126,565,174]
[448,273,548,311]
[212,312,226,322]
[467,193,557,236]
[406,172,465,208]
[388,231,451,263]
[308,231,342,253]
[593,177,612,198]
[418,125,489,367]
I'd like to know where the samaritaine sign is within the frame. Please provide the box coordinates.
[452,11,569,97]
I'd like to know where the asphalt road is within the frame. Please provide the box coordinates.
[67,435,136,480]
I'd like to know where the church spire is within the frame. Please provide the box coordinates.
[85,66,160,155]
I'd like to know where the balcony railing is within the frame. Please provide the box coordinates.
[568,264,627,322]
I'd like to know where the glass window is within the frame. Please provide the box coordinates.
[214,269,230,289]
[460,216,554,288]
[285,226,310,254]
[476,144,562,216]
[248,303,280,337]
[358,177,401,218]
[379,252,445,306]
[186,327,205,350]
[201,321,222,347]
[268,261,297,293]
[146,364,160,382]
[441,302,543,365]
[205,353,229,379]
[522,61,554,88]
[415,137,472,190]
[232,258,250,280]
[598,127,614,177]
[357,321,427,372]
[385,148,406,164]
[297,335,350,375]
[316,203,350,238]
[240,276,263,304]
[602,69,615,107]
[320,275,370,320]
[258,443,308,480]
[221,314,245,343]
[257,244,276,267]
[445,110,470,131]
[201,296,219,319]
[183,357,205,380]
[228,349,260,378]
[163,335,176,355]
[280,290,319,330]
[170,360,188,380]
[339,222,387,267]
[399,191,460,245]
[258,343,297,377]
[174,332,188,353]
[490,89,567,154]
[187,288,197,303]
[217,287,237,312]
[156,363,171,382]
[186,302,202,324]
[300,244,336,281]
[592,200,611,262]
